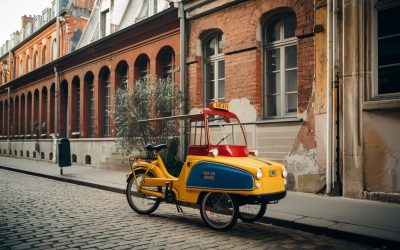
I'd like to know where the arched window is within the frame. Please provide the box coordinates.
[203,32,225,107]
[60,81,68,138]
[85,155,91,165]
[134,54,150,81]
[84,72,95,137]
[33,51,39,69]
[157,46,175,81]
[41,87,48,136]
[116,61,128,90]
[42,45,47,65]
[27,92,32,135]
[19,59,23,76]
[99,67,111,136]
[89,81,95,137]
[263,11,297,118]
[52,39,57,61]
[26,55,31,72]
[72,154,77,163]
[20,94,25,136]
[14,96,19,136]
[4,100,8,136]
[72,76,80,134]
[50,84,55,134]
[33,90,40,136]
[9,98,13,136]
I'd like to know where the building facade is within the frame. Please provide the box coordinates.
[182,0,400,201]
[0,0,399,201]
[0,0,180,169]
[183,0,326,194]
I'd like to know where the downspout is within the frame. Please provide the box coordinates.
[178,1,187,161]
[53,66,59,163]
[7,87,11,155]
[331,0,342,195]
[326,0,333,194]
[53,0,60,163]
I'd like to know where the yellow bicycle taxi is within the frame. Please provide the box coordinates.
[126,102,287,230]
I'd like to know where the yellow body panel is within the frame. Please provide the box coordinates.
[131,154,286,205]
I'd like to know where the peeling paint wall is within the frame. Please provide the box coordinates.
[287,97,325,193]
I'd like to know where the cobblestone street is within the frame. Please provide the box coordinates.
[0,169,375,249]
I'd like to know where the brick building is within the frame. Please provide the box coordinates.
[0,0,180,169]
[183,0,325,194]
[1,0,399,201]
[181,0,400,201]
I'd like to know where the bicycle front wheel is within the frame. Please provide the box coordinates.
[126,170,161,215]
[200,192,238,231]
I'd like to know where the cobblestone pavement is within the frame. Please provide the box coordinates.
[0,170,376,250]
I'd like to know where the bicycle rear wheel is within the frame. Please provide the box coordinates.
[126,170,161,215]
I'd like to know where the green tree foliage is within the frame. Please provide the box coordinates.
[113,76,183,160]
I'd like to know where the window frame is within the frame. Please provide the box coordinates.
[161,51,174,81]
[369,0,400,101]
[203,32,225,107]
[100,9,110,38]
[262,12,298,119]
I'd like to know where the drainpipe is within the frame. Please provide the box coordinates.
[330,0,342,196]
[177,1,187,161]
[53,0,60,163]
[53,66,59,163]
[7,87,11,155]
[326,0,333,194]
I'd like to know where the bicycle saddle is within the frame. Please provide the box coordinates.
[145,144,167,151]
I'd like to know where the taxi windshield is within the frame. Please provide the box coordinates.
[208,116,247,146]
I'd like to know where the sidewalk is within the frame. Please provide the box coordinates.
[1,156,399,246]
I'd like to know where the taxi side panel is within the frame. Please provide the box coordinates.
[186,161,254,191]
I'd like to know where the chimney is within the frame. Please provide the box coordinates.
[21,15,34,30]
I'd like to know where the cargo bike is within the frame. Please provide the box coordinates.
[126,102,287,230]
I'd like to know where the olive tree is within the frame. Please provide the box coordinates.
[113,76,183,160]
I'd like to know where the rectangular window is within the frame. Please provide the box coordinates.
[376,4,400,95]
[203,33,225,107]
[101,9,110,38]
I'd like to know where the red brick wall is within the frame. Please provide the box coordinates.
[187,0,315,116]
[0,26,180,139]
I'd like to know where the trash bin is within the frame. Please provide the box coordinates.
[58,138,71,167]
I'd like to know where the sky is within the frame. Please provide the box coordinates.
[0,0,51,45]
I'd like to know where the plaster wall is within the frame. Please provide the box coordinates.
[0,139,117,169]
[363,111,400,193]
